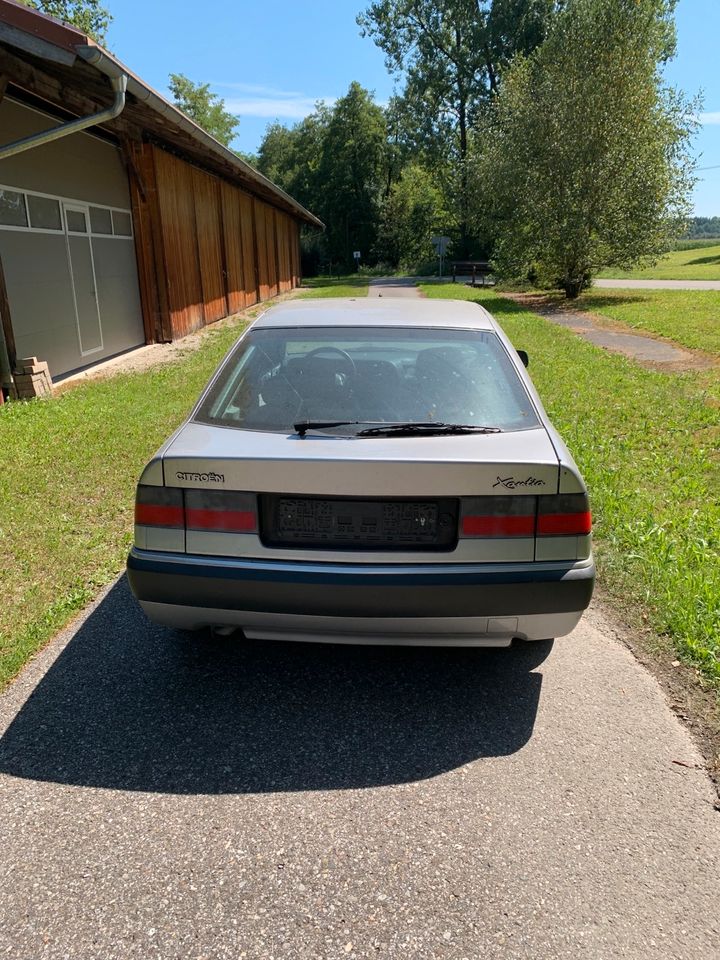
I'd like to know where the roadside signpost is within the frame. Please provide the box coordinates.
[431,236,451,277]
[353,250,361,271]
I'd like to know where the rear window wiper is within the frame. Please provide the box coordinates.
[293,420,383,437]
[356,422,503,437]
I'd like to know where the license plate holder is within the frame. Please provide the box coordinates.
[260,496,458,550]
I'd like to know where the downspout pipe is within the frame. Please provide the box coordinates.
[0,73,127,161]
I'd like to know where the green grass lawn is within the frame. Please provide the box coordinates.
[421,283,720,686]
[2,279,718,691]
[298,275,369,298]
[598,244,720,280]
[0,282,369,690]
[565,288,720,356]
[673,238,720,251]
[0,321,247,690]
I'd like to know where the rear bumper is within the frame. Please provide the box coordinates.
[127,548,594,642]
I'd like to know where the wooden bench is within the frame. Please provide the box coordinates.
[451,261,494,286]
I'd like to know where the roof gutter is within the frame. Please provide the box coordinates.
[0,72,127,160]
[75,45,324,230]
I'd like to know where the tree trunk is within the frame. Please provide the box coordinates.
[563,280,583,299]
[456,28,471,259]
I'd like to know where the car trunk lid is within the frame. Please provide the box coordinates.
[161,422,561,497]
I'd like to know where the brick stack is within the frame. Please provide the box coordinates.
[13,357,53,399]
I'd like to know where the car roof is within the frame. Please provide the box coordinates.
[252,297,497,331]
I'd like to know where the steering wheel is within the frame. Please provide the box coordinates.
[303,346,357,380]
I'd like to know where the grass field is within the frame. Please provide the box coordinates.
[556,288,720,356]
[598,244,720,280]
[1,279,718,691]
[674,238,720,251]
[0,320,247,690]
[0,283,369,690]
[421,283,720,685]
[298,276,369,298]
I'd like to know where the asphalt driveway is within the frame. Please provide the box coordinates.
[1,576,718,959]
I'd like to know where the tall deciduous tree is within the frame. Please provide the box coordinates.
[315,82,388,269]
[473,0,696,297]
[257,106,331,210]
[357,0,558,253]
[168,74,239,148]
[20,0,112,43]
[376,163,448,268]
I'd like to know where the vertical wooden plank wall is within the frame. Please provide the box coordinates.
[127,140,171,343]
[253,198,271,302]
[238,191,258,306]
[220,180,245,314]
[276,213,292,293]
[192,168,227,324]
[128,143,303,342]
[265,206,280,298]
[153,147,204,338]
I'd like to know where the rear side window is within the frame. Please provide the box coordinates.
[194,326,539,434]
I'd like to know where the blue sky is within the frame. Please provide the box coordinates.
[107,0,720,215]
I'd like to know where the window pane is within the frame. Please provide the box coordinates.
[27,194,62,230]
[194,327,539,434]
[65,209,87,233]
[112,210,132,236]
[0,189,28,227]
[89,206,113,234]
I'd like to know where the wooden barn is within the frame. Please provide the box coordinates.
[0,0,322,397]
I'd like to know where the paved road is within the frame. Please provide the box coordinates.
[1,577,718,960]
[524,300,707,367]
[594,278,720,290]
[2,280,718,957]
[368,278,421,297]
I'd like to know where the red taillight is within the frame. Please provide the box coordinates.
[537,494,591,536]
[135,486,184,528]
[459,493,591,539]
[462,514,535,537]
[460,496,536,538]
[537,511,592,536]
[135,487,258,535]
[185,490,258,534]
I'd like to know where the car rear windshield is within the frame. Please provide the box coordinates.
[193,326,540,434]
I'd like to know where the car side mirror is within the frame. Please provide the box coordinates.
[517,349,529,368]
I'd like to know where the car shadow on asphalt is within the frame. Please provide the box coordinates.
[0,576,552,795]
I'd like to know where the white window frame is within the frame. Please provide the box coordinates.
[0,186,30,229]
[63,201,104,357]
[0,182,134,239]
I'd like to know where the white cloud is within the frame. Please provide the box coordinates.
[699,112,720,125]
[223,95,334,119]
[211,82,305,97]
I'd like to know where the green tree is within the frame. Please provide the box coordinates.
[257,107,332,207]
[376,163,448,268]
[357,1,558,253]
[473,0,696,297]
[257,122,300,188]
[20,0,111,43]
[256,86,388,271]
[315,83,388,269]
[168,74,239,148]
